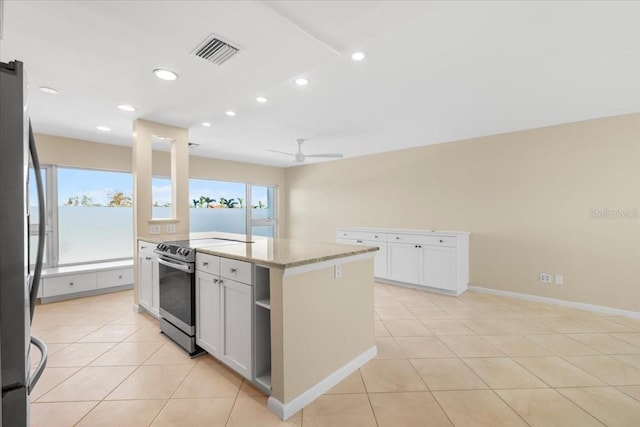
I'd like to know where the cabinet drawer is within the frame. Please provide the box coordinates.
[388,233,457,247]
[97,268,133,289]
[196,253,220,275]
[138,240,157,256]
[220,258,252,285]
[337,230,387,242]
[43,273,97,297]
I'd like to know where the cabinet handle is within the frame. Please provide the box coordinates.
[415,245,422,248]
[219,279,224,285]
[69,282,74,286]
[357,240,363,243]
[374,235,379,238]
[203,261,209,267]
[230,268,237,273]
[439,239,443,243]
[118,275,122,279]
[145,256,152,261]
[396,236,400,240]
[214,278,218,284]
[141,246,147,249]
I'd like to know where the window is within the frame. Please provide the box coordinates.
[188,179,277,237]
[57,168,133,264]
[152,176,172,219]
[29,167,52,267]
[189,179,247,234]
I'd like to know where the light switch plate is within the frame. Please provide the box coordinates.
[150,225,160,234]
[555,274,563,285]
[334,263,342,279]
[167,224,176,233]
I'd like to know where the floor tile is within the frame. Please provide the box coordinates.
[375,296,404,307]
[421,319,475,336]
[411,358,488,391]
[525,334,600,356]
[617,385,640,402]
[612,354,640,370]
[564,355,640,385]
[38,366,136,401]
[603,316,640,331]
[31,325,100,343]
[123,323,167,342]
[558,386,640,427]
[369,392,453,427]
[501,318,556,334]
[360,359,427,392]
[374,320,391,337]
[375,305,415,320]
[463,358,547,389]
[302,393,376,427]
[29,367,81,402]
[76,399,167,427]
[374,337,406,359]
[227,396,301,426]
[407,306,453,320]
[575,317,636,333]
[173,359,242,398]
[534,317,598,333]
[77,324,143,342]
[385,286,421,298]
[568,333,640,354]
[106,365,193,400]
[238,379,268,397]
[611,333,640,347]
[483,335,551,357]
[395,337,456,358]
[151,397,234,427]
[513,357,604,387]
[90,341,164,366]
[496,388,604,426]
[144,342,198,366]
[46,342,115,367]
[460,318,514,335]
[439,335,504,357]
[30,401,97,427]
[325,370,366,394]
[397,294,435,307]
[433,390,528,426]
[383,319,433,336]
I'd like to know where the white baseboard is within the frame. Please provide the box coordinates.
[268,345,377,421]
[469,285,640,318]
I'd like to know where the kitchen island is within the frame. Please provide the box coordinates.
[137,233,378,420]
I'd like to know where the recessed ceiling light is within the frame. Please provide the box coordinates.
[96,126,111,132]
[153,68,178,81]
[117,104,136,112]
[226,110,236,117]
[256,96,268,103]
[202,122,212,127]
[294,77,309,86]
[351,51,365,61]
[39,86,58,94]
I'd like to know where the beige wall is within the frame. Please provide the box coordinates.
[285,114,640,312]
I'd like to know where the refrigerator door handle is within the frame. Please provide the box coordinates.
[28,120,46,322]
[27,335,48,394]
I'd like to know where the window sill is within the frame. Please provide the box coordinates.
[41,259,134,277]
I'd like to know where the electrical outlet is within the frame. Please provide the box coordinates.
[555,274,564,285]
[167,224,176,233]
[149,225,160,234]
[539,273,551,283]
[334,263,342,279]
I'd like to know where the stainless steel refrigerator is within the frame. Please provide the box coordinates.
[1,60,48,426]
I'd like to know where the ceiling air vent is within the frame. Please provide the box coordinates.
[192,34,240,66]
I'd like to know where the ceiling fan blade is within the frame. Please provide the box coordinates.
[304,153,344,158]
[266,149,295,156]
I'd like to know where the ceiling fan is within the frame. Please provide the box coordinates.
[267,138,343,163]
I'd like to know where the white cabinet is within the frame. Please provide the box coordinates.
[337,232,388,279]
[338,228,469,295]
[195,252,253,379]
[138,240,159,316]
[196,270,221,356]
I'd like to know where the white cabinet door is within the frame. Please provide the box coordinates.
[196,271,221,356]
[138,253,153,311]
[220,278,253,379]
[420,246,456,291]
[362,240,388,279]
[388,242,420,284]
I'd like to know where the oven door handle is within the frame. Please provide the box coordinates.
[157,257,194,273]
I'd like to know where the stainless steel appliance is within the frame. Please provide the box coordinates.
[154,238,246,356]
[1,60,47,426]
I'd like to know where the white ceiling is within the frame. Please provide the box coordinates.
[2,1,639,167]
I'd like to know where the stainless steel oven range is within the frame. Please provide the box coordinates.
[154,238,248,356]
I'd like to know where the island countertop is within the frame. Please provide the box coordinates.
[138,232,378,269]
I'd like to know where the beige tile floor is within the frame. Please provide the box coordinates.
[29,284,640,426]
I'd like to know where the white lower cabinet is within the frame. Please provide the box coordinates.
[196,271,221,356]
[338,227,469,295]
[138,240,159,316]
[220,278,252,378]
[196,253,253,380]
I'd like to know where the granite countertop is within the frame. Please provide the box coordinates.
[138,232,378,269]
